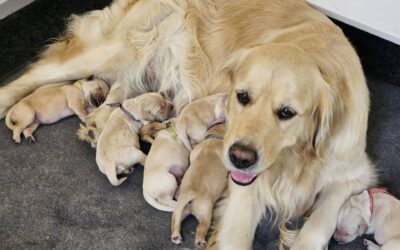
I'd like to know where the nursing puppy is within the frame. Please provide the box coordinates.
[5,77,109,143]
[171,123,227,249]
[142,118,190,212]
[96,93,173,186]
[334,189,400,250]
[176,93,227,150]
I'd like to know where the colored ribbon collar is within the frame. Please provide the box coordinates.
[73,80,83,90]
[368,187,389,214]
[107,102,141,124]
[205,133,224,141]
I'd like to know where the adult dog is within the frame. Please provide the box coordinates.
[0,0,375,249]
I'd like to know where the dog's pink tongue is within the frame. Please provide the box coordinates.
[230,170,256,184]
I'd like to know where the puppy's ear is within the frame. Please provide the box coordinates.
[312,79,336,155]
[222,48,252,81]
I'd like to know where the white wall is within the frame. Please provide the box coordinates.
[0,0,35,19]
[306,0,400,45]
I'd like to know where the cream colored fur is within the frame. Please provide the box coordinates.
[176,93,227,150]
[0,0,375,248]
[142,118,190,212]
[96,93,172,186]
[5,78,109,143]
[334,190,400,250]
[171,123,227,249]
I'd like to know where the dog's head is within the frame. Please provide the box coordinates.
[128,92,174,122]
[82,76,110,107]
[223,45,336,185]
[334,190,371,244]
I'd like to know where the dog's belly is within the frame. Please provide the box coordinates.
[36,108,75,124]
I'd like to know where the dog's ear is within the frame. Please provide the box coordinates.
[312,79,336,155]
[222,48,252,81]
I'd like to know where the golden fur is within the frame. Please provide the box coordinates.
[0,0,375,248]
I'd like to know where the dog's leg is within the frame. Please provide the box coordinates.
[22,122,40,143]
[217,180,263,250]
[291,184,358,250]
[0,41,126,119]
[193,199,213,249]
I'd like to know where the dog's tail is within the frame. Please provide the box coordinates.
[143,191,176,212]
[5,108,15,130]
[175,124,192,151]
[105,164,127,186]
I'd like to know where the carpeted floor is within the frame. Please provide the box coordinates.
[1,1,400,250]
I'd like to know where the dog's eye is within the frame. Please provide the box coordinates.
[236,91,250,105]
[277,107,296,120]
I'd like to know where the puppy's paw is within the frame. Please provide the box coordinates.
[364,239,380,250]
[77,124,99,148]
[26,135,36,143]
[196,239,207,249]
[13,135,21,144]
[171,234,183,245]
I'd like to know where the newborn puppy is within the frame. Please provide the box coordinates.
[96,93,173,186]
[5,77,109,143]
[171,123,228,249]
[334,188,400,250]
[142,118,190,211]
[176,93,227,150]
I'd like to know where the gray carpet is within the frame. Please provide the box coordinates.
[1,74,399,250]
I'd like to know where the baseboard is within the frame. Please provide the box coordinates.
[0,0,35,20]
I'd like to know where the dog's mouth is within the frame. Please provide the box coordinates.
[230,170,257,186]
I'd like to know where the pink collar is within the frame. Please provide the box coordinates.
[368,187,390,214]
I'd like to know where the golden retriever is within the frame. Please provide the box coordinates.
[0,0,375,248]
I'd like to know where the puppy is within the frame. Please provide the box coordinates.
[334,189,400,250]
[171,123,227,249]
[176,93,227,150]
[5,77,109,143]
[142,118,190,212]
[96,93,173,186]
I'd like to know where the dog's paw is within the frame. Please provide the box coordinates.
[196,239,207,249]
[171,234,183,245]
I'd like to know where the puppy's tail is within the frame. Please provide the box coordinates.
[103,162,127,186]
[143,191,176,212]
[5,108,15,129]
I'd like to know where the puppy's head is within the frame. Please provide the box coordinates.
[223,44,336,185]
[82,76,110,107]
[334,190,371,244]
[127,92,174,122]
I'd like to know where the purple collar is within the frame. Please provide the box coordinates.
[107,102,141,123]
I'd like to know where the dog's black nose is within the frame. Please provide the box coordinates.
[228,143,258,169]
